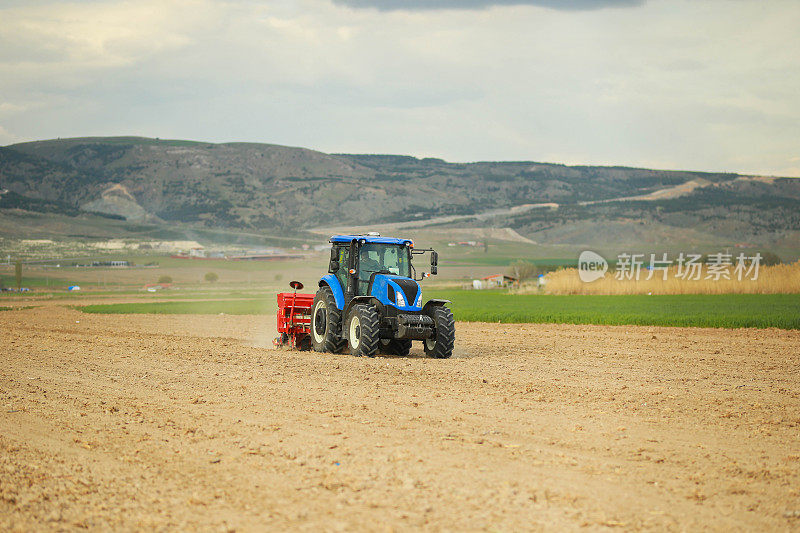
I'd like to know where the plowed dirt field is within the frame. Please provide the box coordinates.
[2,306,799,531]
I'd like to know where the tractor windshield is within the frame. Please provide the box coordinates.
[359,243,411,279]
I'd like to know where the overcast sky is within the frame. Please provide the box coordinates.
[0,0,798,176]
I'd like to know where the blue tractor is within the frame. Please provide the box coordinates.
[310,234,455,358]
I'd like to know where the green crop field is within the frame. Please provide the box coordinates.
[77,290,800,329]
[427,290,800,329]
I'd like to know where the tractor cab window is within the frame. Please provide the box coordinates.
[356,243,411,295]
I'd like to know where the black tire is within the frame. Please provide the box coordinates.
[311,286,346,353]
[297,335,311,351]
[380,338,412,357]
[424,306,455,359]
[347,304,380,357]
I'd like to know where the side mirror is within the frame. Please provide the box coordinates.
[430,251,438,266]
[431,265,438,275]
[329,260,340,273]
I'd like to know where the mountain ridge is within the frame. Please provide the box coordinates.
[1,136,798,251]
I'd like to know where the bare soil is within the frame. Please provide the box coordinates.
[2,306,799,531]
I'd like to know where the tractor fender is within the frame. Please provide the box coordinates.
[343,296,385,338]
[319,275,345,310]
[422,299,451,315]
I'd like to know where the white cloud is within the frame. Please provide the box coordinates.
[0,0,202,69]
[0,124,20,145]
[0,102,27,116]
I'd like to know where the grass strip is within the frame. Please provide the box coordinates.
[78,291,800,329]
[80,299,274,315]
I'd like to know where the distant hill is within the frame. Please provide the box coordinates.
[1,136,798,251]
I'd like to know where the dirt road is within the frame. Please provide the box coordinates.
[2,307,799,531]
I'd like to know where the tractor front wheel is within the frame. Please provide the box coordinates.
[347,304,380,357]
[311,286,346,353]
[424,306,455,359]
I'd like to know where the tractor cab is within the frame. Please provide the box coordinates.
[309,233,454,358]
[327,235,436,305]
[352,240,411,295]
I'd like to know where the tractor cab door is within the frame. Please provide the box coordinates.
[334,245,350,294]
[357,246,377,296]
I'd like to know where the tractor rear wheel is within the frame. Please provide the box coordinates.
[380,338,412,357]
[311,286,346,353]
[424,306,455,359]
[347,304,380,357]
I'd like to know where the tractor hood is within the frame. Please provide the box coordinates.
[370,274,423,311]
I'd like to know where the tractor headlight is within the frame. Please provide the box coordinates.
[395,290,406,307]
[415,289,422,307]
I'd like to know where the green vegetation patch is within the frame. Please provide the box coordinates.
[426,291,800,330]
[79,299,274,315]
[0,275,92,289]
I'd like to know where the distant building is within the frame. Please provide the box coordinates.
[472,274,518,289]
[483,274,517,287]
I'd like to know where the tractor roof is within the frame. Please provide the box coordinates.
[329,235,413,246]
